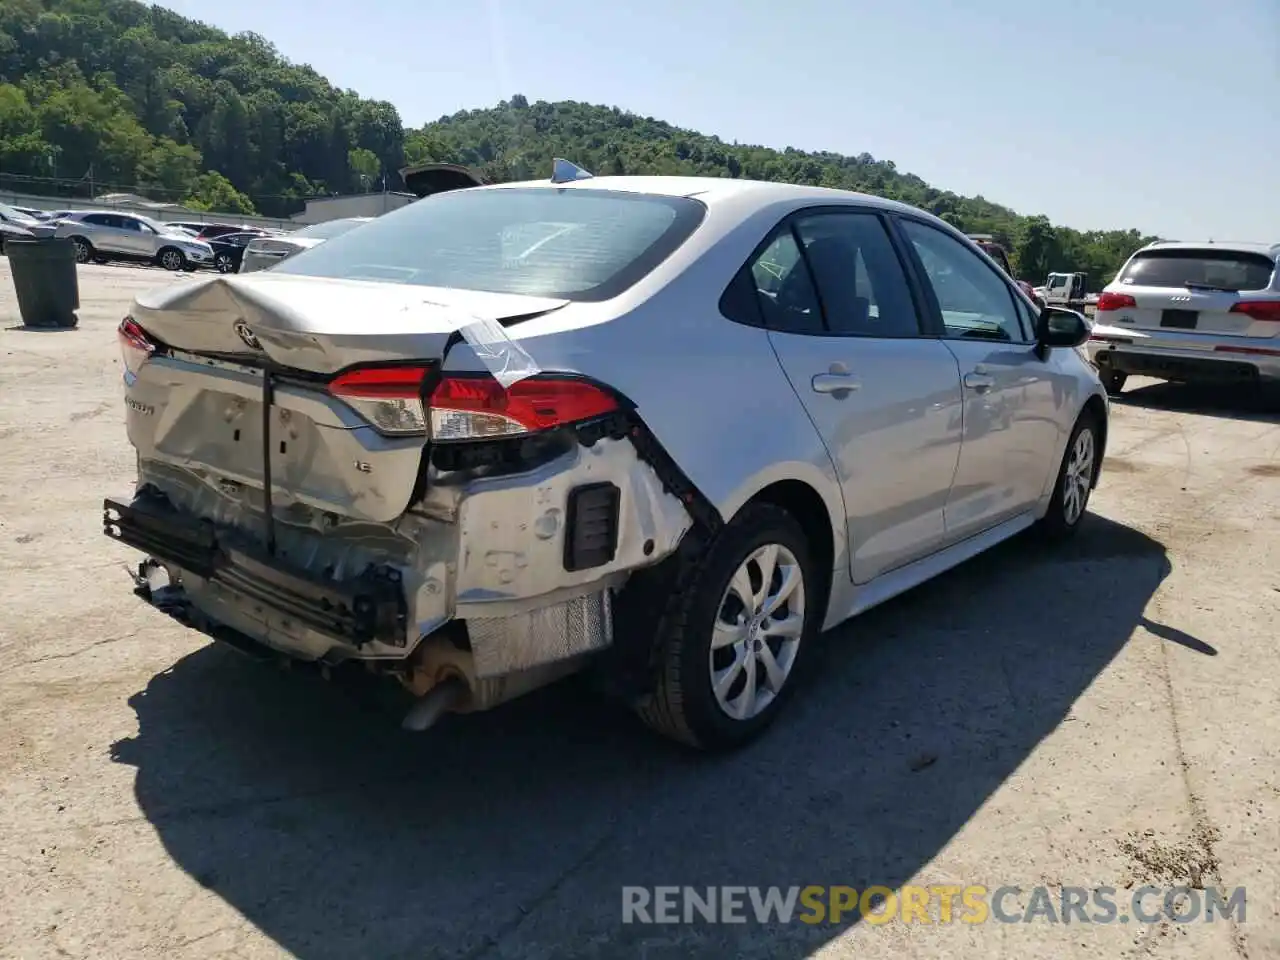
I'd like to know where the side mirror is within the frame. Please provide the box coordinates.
[1036,306,1090,351]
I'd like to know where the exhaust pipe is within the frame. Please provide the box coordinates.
[401,676,467,732]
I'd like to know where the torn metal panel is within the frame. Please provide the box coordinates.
[132,430,692,666]
[447,437,693,618]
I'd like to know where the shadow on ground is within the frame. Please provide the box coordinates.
[1118,380,1280,424]
[112,515,1180,959]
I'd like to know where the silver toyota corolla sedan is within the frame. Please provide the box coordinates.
[104,164,1107,751]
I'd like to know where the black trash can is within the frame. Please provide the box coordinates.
[7,237,80,329]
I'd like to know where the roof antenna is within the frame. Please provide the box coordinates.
[551,158,594,184]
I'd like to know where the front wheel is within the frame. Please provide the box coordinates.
[157,247,186,271]
[634,503,818,751]
[69,236,94,264]
[215,253,236,274]
[1039,413,1100,540]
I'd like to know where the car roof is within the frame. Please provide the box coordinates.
[479,174,924,215]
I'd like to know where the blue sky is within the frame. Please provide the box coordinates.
[157,0,1278,241]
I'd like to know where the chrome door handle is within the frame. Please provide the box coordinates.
[812,372,860,395]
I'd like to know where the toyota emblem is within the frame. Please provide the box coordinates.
[233,320,263,350]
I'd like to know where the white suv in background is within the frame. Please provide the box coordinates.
[51,211,214,271]
[1088,241,1280,394]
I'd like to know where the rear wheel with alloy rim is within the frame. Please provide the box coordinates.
[1039,412,1100,539]
[215,253,235,273]
[635,503,818,750]
[710,543,806,722]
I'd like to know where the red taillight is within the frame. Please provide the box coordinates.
[328,365,430,435]
[118,316,155,381]
[1095,292,1137,312]
[1229,301,1280,323]
[428,374,619,441]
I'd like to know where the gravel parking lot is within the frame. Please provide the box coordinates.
[1,261,1277,960]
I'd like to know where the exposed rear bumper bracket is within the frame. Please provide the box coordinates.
[103,496,408,648]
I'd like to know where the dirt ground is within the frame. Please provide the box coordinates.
[0,260,1277,960]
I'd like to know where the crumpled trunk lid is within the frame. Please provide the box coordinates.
[125,273,566,525]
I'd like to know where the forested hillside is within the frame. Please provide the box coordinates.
[0,0,1154,280]
[409,98,1154,283]
[0,0,404,214]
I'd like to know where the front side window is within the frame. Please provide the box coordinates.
[273,188,707,301]
[899,219,1029,342]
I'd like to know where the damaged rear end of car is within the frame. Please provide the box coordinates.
[104,181,711,729]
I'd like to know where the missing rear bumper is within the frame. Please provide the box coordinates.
[104,495,408,649]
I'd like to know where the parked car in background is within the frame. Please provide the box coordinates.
[106,169,1106,751]
[238,217,372,273]
[51,211,214,270]
[0,203,40,252]
[1087,240,1280,395]
[206,231,263,273]
[167,221,272,242]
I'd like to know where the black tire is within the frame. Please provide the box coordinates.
[215,253,235,274]
[69,236,94,264]
[157,246,186,271]
[1038,411,1101,541]
[634,503,820,751]
[1099,369,1127,396]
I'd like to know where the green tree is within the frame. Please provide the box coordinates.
[347,146,379,189]
[183,170,256,214]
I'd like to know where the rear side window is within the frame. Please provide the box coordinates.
[1118,250,1276,292]
[274,188,706,302]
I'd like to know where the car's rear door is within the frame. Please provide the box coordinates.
[79,213,125,253]
[892,217,1064,541]
[750,207,965,584]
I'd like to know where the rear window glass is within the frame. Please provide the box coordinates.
[272,188,706,301]
[1118,250,1275,292]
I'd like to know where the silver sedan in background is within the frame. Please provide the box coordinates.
[238,217,373,273]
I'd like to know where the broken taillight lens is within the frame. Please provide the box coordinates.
[118,316,155,383]
[327,365,431,435]
[428,374,619,441]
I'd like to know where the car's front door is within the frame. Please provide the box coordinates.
[893,217,1063,542]
[750,208,965,584]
